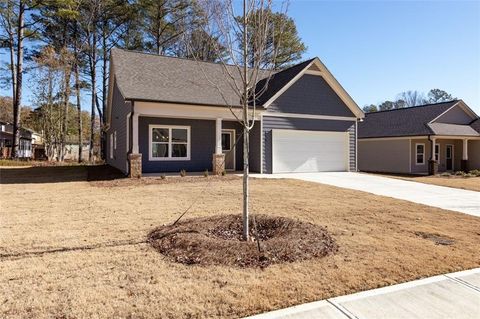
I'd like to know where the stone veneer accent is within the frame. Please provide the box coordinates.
[128,153,142,178]
[212,153,225,175]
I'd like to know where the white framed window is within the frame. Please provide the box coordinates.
[149,125,190,161]
[435,144,440,162]
[415,143,425,165]
[109,133,114,159]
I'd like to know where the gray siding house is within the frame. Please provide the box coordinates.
[105,49,364,176]
[358,100,480,174]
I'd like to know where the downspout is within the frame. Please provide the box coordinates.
[427,135,437,175]
[129,101,134,154]
[127,101,134,175]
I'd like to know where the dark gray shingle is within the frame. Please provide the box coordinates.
[111,48,312,108]
[358,101,459,138]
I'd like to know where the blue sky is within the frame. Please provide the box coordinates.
[2,0,479,113]
[287,0,480,112]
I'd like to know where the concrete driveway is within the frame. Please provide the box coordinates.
[254,172,480,217]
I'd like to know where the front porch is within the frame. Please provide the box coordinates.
[127,102,262,177]
[412,136,480,175]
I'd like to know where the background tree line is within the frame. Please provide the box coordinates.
[362,88,455,113]
[0,0,306,161]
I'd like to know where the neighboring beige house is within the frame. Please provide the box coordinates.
[358,100,480,174]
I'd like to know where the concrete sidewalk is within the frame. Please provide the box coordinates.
[254,172,480,217]
[245,268,480,319]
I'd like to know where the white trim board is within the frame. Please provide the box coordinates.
[263,112,356,121]
[136,101,262,121]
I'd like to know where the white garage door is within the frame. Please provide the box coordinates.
[272,129,348,173]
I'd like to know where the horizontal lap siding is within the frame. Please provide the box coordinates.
[262,116,356,173]
[139,117,215,173]
[249,122,262,173]
[358,139,410,173]
[106,82,132,174]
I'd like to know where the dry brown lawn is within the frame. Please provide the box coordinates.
[1,166,479,319]
[370,173,480,192]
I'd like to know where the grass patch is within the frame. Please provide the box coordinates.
[0,166,479,318]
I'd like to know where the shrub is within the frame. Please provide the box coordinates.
[180,169,187,177]
[464,173,476,178]
[468,169,480,177]
[440,172,451,177]
[160,175,166,180]
[454,171,465,176]
[203,169,209,177]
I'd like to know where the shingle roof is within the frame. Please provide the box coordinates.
[471,119,480,134]
[253,58,315,105]
[358,100,460,138]
[428,123,480,136]
[111,48,312,107]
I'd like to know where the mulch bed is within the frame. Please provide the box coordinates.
[148,214,338,268]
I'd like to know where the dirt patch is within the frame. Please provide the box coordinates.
[415,231,455,246]
[148,214,338,268]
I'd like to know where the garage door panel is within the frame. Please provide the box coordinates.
[272,130,347,173]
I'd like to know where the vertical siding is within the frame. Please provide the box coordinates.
[106,81,132,174]
[262,116,356,173]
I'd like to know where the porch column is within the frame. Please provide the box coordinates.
[212,118,225,175]
[461,139,468,171]
[215,118,222,155]
[129,113,142,178]
[132,113,139,154]
[428,137,438,175]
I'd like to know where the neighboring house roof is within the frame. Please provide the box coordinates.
[471,119,480,134]
[358,100,480,138]
[0,121,34,139]
[427,123,480,136]
[109,48,364,118]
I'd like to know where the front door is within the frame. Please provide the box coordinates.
[446,144,454,171]
[222,130,235,171]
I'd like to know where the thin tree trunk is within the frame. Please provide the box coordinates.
[5,1,16,107]
[8,33,16,108]
[89,24,97,162]
[74,61,83,163]
[242,0,249,241]
[60,66,72,162]
[12,1,25,159]
[101,24,108,160]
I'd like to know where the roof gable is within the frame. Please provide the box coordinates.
[261,57,364,118]
[430,100,478,124]
[267,74,355,117]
